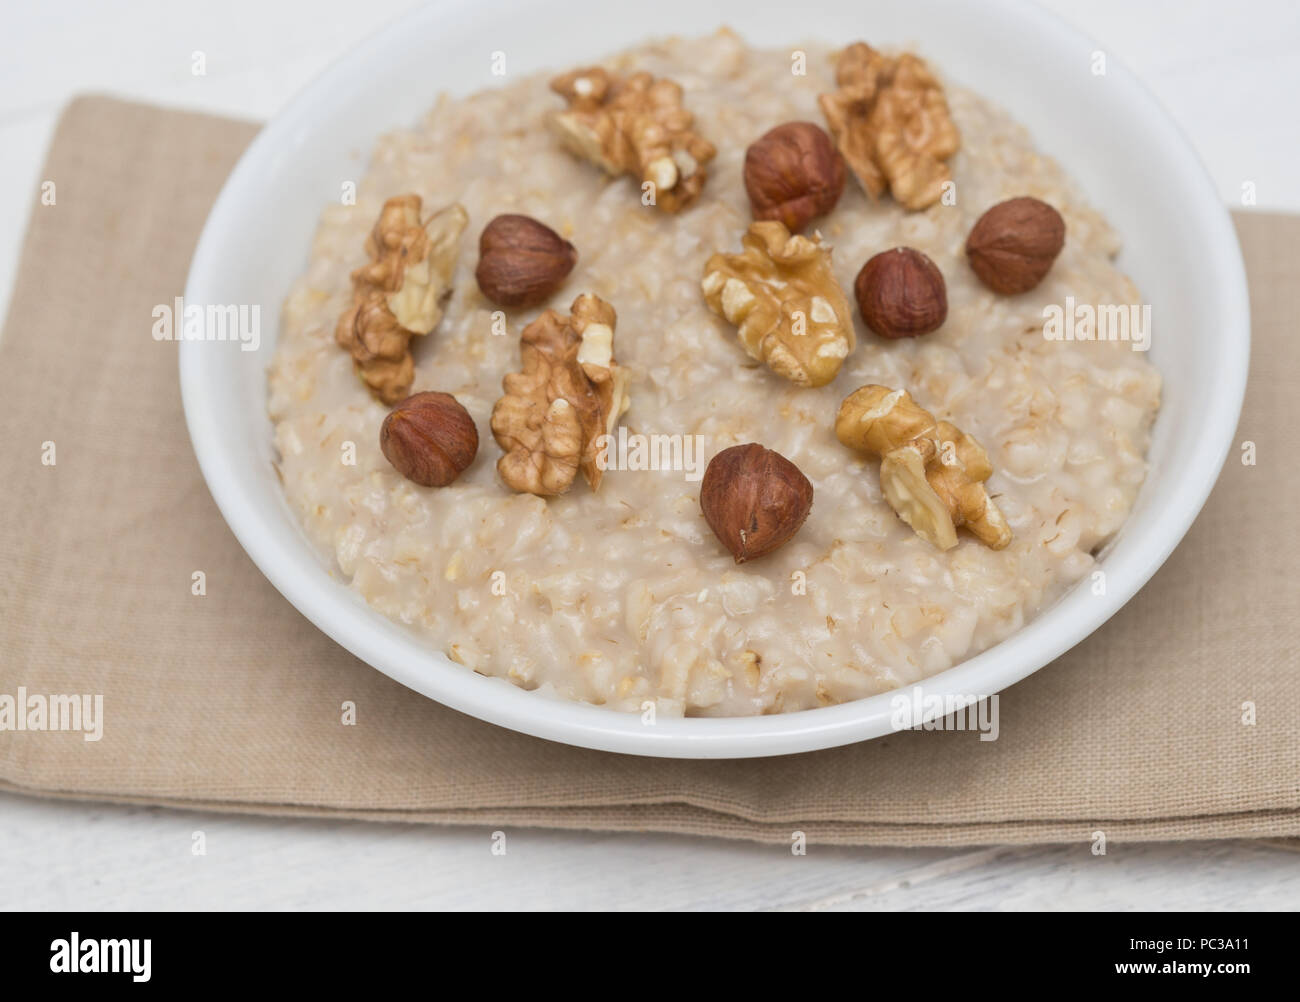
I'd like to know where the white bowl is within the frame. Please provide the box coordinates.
[181,0,1249,758]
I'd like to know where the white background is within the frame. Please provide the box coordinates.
[2,0,1298,909]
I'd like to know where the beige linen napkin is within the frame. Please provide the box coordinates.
[0,97,1295,847]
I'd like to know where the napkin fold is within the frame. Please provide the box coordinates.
[0,97,1295,846]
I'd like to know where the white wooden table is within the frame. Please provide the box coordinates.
[3,0,1297,910]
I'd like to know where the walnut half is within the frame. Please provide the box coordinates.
[701,220,854,388]
[490,293,631,496]
[818,43,960,211]
[835,385,1010,550]
[335,195,468,404]
[549,67,716,213]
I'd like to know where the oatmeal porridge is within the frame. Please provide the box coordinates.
[268,30,1161,717]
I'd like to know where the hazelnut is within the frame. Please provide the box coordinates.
[380,391,479,487]
[854,247,947,339]
[699,443,813,563]
[475,214,578,308]
[965,197,1065,294]
[743,122,846,233]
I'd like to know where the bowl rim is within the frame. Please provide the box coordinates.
[181,0,1250,758]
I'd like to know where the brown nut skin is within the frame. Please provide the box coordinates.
[475,214,578,308]
[854,247,948,339]
[380,391,479,487]
[699,443,813,563]
[965,197,1065,294]
[743,122,846,233]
